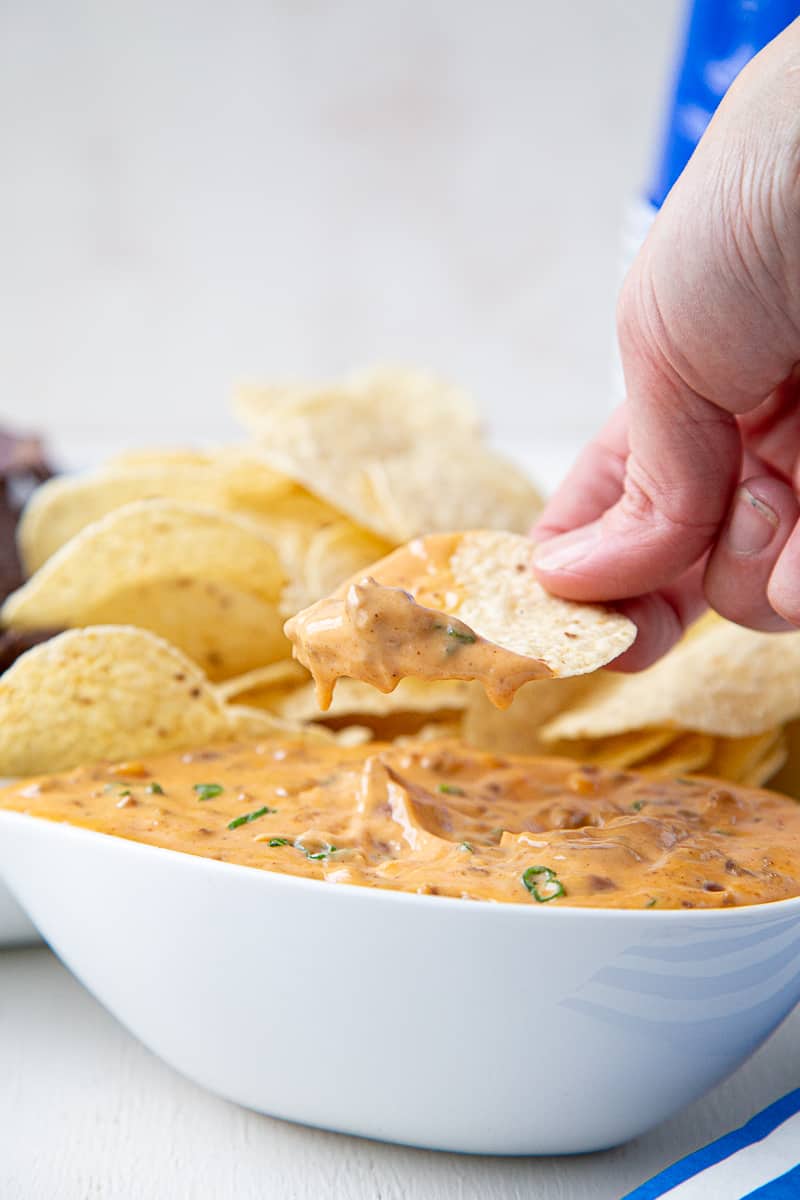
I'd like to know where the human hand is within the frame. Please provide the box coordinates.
[532,20,800,670]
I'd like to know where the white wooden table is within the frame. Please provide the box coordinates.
[1,943,798,1199]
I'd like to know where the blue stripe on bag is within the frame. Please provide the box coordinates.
[622,1089,800,1199]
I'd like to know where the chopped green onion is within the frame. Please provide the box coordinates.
[631,799,644,812]
[446,625,476,644]
[644,898,657,908]
[146,782,165,795]
[194,783,224,801]
[458,841,474,853]
[118,789,132,799]
[307,846,337,860]
[522,865,566,903]
[227,805,275,830]
[438,783,465,796]
[267,837,290,847]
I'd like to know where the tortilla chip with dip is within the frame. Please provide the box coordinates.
[285,530,636,710]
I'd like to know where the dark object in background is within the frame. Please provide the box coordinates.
[0,428,59,670]
[0,627,64,674]
[0,428,53,601]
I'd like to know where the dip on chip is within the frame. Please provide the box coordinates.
[285,530,636,710]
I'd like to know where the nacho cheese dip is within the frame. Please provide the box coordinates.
[286,533,554,710]
[4,738,800,909]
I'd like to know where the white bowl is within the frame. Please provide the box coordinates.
[1,809,799,1155]
[0,877,38,944]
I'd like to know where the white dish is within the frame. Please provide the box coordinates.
[0,781,38,944]
[1,810,799,1154]
[0,879,38,945]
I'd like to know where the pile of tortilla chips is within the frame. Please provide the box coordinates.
[0,367,541,772]
[2,362,800,797]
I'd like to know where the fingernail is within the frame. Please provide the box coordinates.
[534,525,601,572]
[725,486,778,557]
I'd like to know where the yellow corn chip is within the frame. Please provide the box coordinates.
[4,500,289,680]
[636,732,716,777]
[216,660,310,709]
[18,452,291,573]
[234,366,542,542]
[542,617,800,741]
[0,626,318,775]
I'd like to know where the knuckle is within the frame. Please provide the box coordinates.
[619,456,722,539]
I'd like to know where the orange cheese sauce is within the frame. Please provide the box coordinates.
[285,535,552,710]
[4,737,800,909]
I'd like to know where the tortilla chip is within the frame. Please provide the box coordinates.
[581,728,679,770]
[768,720,800,799]
[278,676,473,723]
[18,452,290,573]
[635,732,715,777]
[297,521,393,610]
[542,617,800,741]
[216,660,310,707]
[234,366,542,541]
[0,626,310,775]
[741,733,788,788]
[286,531,636,709]
[222,702,331,743]
[277,676,473,739]
[4,500,289,680]
[462,675,596,755]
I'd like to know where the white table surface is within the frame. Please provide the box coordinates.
[3,437,800,1197]
[0,944,798,1200]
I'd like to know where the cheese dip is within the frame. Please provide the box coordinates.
[4,738,800,909]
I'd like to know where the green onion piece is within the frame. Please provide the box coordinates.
[521,865,565,903]
[305,844,337,860]
[438,783,466,796]
[533,877,565,901]
[644,898,657,908]
[631,799,644,812]
[267,837,290,847]
[227,806,275,831]
[194,783,224,801]
[446,626,476,645]
[118,789,132,799]
[146,782,165,795]
[458,841,474,853]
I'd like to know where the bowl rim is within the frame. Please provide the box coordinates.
[3,807,800,925]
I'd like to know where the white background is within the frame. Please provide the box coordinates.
[0,0,682,448]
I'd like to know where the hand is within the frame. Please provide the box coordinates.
[532,20,800,671]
